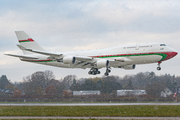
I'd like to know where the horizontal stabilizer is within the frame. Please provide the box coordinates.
[17,45,62,58]
[5,54,39,59]
[17,44,26,50]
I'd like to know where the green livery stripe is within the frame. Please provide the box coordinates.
[155,53,167,61]
[19,41,31,43]
[21,53,169,63]
[19,38,34,43]
[94,53,168,61]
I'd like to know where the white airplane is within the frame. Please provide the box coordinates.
[5,31,178,76]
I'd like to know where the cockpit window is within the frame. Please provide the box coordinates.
[160,44,166,46]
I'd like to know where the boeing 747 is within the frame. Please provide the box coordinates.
[5,31,178,76]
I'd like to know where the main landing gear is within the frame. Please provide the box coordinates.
[104,67,111,76]
[157,61,161,71]
[88,67,111,76]
[88,68,100,75]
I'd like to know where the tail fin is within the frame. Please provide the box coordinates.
[15,31,45,54]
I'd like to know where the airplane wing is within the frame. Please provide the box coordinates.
[17,44,94,61]
[73,57,132,69]
[5,54,39,59]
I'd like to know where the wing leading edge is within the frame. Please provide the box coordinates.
[5,54,39,59]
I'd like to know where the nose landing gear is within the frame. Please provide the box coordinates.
[157,61,161,71]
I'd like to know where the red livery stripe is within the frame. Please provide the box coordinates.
[90,52,178,62]
[19,38,34,43]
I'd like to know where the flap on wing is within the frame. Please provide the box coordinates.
[17,45,63,58]
[5,54,39,59]
[114,57,132,62]
[106,57,132,62]
[76,56,93,61]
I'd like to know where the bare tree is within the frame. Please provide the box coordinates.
[62,75,77,89]
[44,70,55,82]
[21,70,55,95]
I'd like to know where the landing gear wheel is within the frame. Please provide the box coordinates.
[157,67,161,71]
[157,62,162,71]
[88,68,100,75]
[88,71,92,75]
[104,67,111,76]
[104,72,109,76]
[92,71,96,75]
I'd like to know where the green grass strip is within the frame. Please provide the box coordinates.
[0,105,179,117]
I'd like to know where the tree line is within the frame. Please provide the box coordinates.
[1,70,180,98]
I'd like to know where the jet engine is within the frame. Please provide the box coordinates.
[63,56,76,64]
[123,65,136,70]
[96,59,109,68]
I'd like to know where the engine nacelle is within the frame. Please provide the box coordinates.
[123,65,136,70]
[63,56,76,64]
[96,59,109,68]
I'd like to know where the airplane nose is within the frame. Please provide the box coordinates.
[168,51,178,59]
[162,50,178,61]
[169,47,178,58]
[172,51,178,57]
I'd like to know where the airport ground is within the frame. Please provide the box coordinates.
[0,103,180,119]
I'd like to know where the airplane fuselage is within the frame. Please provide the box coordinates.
[20,43,177,69]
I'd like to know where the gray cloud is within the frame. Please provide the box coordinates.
[126,15,180,33]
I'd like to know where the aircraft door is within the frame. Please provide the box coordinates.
[136,44,139,50]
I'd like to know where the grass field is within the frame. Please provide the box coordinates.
[0,105,180,117]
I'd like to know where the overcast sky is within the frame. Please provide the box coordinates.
[1,0,180,82]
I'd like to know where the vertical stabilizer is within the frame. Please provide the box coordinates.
[15,31,45,54]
